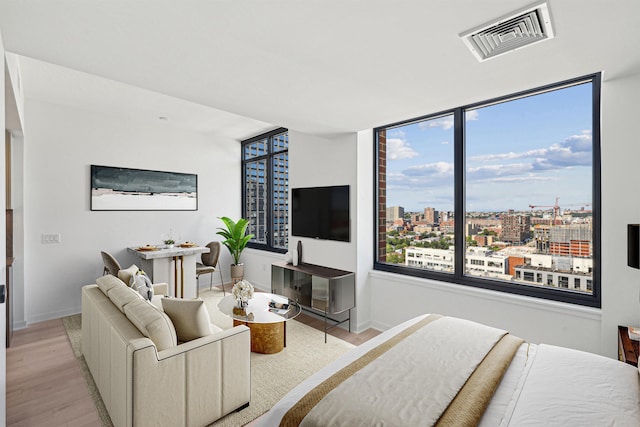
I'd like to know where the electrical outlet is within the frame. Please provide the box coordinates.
[42,233,61,244]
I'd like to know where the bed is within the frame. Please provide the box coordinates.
[256,314,640,426]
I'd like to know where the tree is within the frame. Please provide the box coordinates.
[387,252,404,264]
[480,229,497,236]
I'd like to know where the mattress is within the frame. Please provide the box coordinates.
[256,314,640,426]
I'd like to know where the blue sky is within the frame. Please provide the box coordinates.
[385,82,593,213]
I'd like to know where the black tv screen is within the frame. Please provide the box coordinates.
[292,185,350,242]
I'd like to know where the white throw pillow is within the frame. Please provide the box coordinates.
[161,298,213,342]
[117,264,139,285]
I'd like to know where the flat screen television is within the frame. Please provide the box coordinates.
[291,185,350,242]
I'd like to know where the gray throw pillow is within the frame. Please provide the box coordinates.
[130,270,154,301]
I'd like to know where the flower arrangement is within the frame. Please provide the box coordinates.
[232,280,254,304]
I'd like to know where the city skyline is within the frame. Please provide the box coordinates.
[385,81,593,212]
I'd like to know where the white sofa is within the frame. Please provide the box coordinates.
[82,274,250,427]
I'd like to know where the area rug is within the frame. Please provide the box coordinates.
[63,288,355,427]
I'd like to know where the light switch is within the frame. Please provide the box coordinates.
[42,233,61,244]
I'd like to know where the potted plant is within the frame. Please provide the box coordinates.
[216,216,254,279]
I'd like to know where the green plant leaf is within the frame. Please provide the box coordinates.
[217,216,253,265]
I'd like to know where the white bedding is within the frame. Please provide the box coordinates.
[257,314,640,426]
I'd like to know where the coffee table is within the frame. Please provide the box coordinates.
[217,292,301,354]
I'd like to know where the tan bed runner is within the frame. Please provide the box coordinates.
[280,314,523,427]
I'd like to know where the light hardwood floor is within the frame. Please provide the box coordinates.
[6,318,102,426]
[6,283,380,426]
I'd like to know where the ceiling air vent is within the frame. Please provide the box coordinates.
[460,2,554,62]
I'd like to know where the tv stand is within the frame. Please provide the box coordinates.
[271,261,355,342]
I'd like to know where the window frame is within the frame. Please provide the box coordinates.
[374,73,601,308]
[242,127,289,254]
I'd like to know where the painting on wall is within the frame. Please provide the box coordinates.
[90,165,198,211]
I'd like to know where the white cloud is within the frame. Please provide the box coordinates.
[467,163,533,179]
[471,148,547,162]
[441,140,450,145]
[385,162,454,191]
[387,129,406,139]
[466,110,479,121]
[403,161,454,178]
[470,130,592,173]
[417,110,480,131]
[419,116,454,130]
[560,130,592,152]
[387,138,419,160]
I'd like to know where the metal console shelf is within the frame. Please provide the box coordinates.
[271,261,355,342]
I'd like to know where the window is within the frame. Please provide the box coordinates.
[242,128,288,253]
[375,74,600,307]
[559,276,569,288]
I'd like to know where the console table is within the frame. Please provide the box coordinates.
[271,261,355,342]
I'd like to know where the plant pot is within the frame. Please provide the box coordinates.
[230,264,244,280]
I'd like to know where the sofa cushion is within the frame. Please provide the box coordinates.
[124,299,177,351]
[108,285,143,312]
[96,274,127,296]
[161,298,214,342]
[117,264,139,285]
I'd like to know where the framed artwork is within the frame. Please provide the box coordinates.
[90,165,198,211]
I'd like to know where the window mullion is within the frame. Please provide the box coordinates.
[267,137,273,250]
[454,108,465,279]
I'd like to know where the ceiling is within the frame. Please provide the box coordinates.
[1,0,639,140]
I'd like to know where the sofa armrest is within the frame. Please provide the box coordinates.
[157,324,249,359]
[152,283,169,296]
[129,325,251,426]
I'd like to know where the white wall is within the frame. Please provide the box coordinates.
[369,272,602,352]
[286,130,357,272]
[9,135,23,329]
[4,53,24,132]
[355,129,373,331]
[599,71,640,357]
[19,99,241,324]
[242,130,363,324]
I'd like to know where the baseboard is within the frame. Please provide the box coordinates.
[12,319,27,331]
[27,307,81,326]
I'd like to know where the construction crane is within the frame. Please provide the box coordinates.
[528,197,592,224]
[529,197,561,223]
